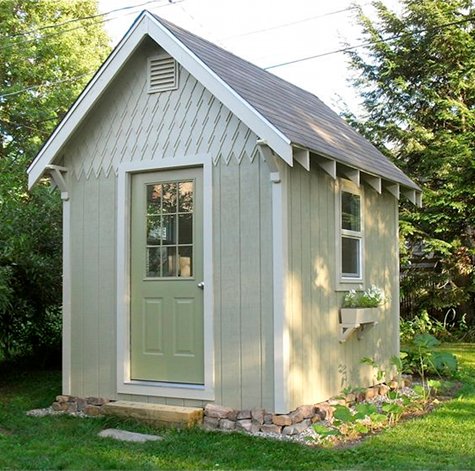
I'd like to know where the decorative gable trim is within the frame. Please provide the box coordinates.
[148,53,178,93]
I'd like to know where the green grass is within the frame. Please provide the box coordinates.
[1,345,475,469]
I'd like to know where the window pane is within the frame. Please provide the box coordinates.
[342,191,361,232]
[178,181,193,213]
[178,246,193,277]
[342,237,360,277]
[161,183,177,214]
[178,214,193,244]
[147,184,162,216]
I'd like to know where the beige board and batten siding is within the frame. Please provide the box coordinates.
[62,38,274,410]
[286,162,399,409]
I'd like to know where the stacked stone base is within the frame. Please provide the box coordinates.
[52,395,111,416]
[203,377,412,436]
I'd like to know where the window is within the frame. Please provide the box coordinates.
[339,186,363,281]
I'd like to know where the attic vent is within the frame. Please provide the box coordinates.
[148,54,178,93]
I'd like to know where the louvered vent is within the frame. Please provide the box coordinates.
[148,54,178,93]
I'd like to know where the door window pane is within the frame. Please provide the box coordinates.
[145,180,194,278]
[178,246,193,278]
[341,191,361,231]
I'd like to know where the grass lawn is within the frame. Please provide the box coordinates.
[1,344,475,470]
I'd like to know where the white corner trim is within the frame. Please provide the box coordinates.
[271,160,290,413]
[62,196,72,395]
[27,16,149,189]
[116,154,215,401]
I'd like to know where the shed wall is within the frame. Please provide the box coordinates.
[286,163,399,408]
[63,38,274,410]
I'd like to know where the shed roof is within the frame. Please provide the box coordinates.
[152,15,419,192]
[28,11,419,196]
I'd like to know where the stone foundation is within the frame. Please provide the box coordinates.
[203,376,412,436]
[52,395,111,416]
[49,375,412,433]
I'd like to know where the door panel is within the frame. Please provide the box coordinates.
[130,168,204,384]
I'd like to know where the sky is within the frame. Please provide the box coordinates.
[98,0,401,115]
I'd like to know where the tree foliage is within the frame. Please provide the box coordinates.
[347,0,475,321]
[0,0,110,361]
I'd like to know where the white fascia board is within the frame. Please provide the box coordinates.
[27,15,150,189]
[144,12,293,166]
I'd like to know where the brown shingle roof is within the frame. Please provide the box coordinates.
[153,14,419,190]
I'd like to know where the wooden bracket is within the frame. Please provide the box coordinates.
[339,321,378,343]
[257,139,281,183]
[46,165,69,201]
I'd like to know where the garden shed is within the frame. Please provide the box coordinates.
[28,11,421,414]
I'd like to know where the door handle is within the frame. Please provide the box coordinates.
[197,281,205,290]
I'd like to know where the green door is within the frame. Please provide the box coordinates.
[130,168,204,384]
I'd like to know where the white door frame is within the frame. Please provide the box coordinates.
[116,155,214,400]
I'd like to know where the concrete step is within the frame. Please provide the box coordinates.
[102,401,203,428]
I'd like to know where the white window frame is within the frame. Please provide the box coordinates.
[336,179,365,290]
[116,154,214,400]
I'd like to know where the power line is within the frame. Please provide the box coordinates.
[220,6,360,42]
[4,0,173,40]
[0,0,182,52]
[0,74,89,100]
[264,13,475,70]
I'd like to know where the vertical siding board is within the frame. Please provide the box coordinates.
[82,176,100,395]
[70,176,84,396]
[213,162,223,406]
[300,168,313,398]
[239,158,262,407]
[259,157,274,410]
[219,159,242,408]
[98,173,117,398]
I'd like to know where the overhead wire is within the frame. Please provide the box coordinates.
[264,13,475,70]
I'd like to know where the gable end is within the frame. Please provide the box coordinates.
[148,53,178,93]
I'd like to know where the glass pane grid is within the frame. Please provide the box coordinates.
[145,180,194,279]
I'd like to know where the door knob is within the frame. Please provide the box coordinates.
[197,281,204,289]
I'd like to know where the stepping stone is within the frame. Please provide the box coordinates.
[98,428,163,443]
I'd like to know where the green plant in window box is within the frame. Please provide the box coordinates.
[340,286,386,325]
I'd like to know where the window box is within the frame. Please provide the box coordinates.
[340,307,378,325]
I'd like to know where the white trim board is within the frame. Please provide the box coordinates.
[116,154,215,400]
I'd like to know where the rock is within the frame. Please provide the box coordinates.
[311,414,322,424]
[98,429,162,443]
[219,419,236,431]
[205,403,235,420]
[76,398,87,412]
[328,398,346,406]
[235,419,252,432]
[389,380,399,390]
[289,409,305,424]
[402,374,413,387]
[263,413,273,424]
[237,409,251,420]
[251,408,265,425]
[345,393,356,404]
[260,424,282,434]
[378,384,391,396]
[297,405,316,419]
[66,402,78,413]
[56,395,71,403]
[365,387,378,400]
[86,397,108,406]
[272,414,292,426]
[282,419,311,436]
[203,416,220,430]
[315,403,334,421]
[84,405,103,417]
[52,401,68,412]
